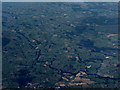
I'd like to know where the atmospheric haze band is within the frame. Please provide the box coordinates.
[1,0,120,2]
[0,1,2,90]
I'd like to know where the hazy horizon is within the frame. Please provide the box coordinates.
[2,0,120,2]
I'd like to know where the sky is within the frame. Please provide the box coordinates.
[1,0,120,2]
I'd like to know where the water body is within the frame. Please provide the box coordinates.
[2,37,10,47]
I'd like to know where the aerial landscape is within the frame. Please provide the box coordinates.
[2,2,119,88]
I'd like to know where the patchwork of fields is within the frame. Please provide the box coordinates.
[2,2,119,88]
